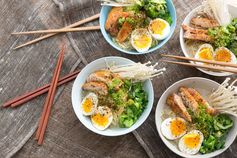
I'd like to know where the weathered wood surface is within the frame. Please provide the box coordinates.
[0,0,146,158]
[0,0,236,158]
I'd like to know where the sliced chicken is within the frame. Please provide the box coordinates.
[82,82,108,95]
[191,17,219,28]
[116,22,133,43]
[187,88,217,115]
[87,70,112,83]
[179,87,199,112]
[167,93,192,122]
[105,7,130,36]
[182,25,208,34]
[182,25,212,42]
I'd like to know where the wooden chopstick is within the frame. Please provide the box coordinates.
[13,13,100,50]
[36,44,65,145]
[101,2,134,6]
[161,54,237,68]
[2,70,80,108]
[12,26,100,35]
[162,60,237,74]
[36,47,63,141]
[11,73,79,108]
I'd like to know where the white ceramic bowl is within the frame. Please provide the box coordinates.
[155,77,237,158]
[71,56,154,136]
[180,6,233,77]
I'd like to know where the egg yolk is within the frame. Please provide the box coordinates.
[82,98,93,113]
[215,50,231,62]
[151,20,166,35]
[198,48,213,60]
[91,113,108,127]
[183,134,200,149]
[170,119,186,137]
[133,35,151,49]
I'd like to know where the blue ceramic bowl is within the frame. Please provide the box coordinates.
[99,0,177,55]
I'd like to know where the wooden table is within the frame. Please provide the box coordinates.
[1,0,237,158]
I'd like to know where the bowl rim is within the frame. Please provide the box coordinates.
[99,0,177,55]
[155,77,237,158]
[179,5,233,77]
[71,56,154,136]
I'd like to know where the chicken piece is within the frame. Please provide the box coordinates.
[87,70,112,83]
[182,25,212,42]
[186,88,217,115]
[183,31,212,42]
[179,87,199,112]
[82,82,108,95]
[191,17,219,28]
[167,93,192,122]
[182,25,208,34]
[116,22,133,43]
[105,7,130,36]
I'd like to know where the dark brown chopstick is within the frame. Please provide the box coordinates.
[36,44,65,145]
[162,60,237,74]
[13,13,100,50]
[161,54,237,68]
[3,70,80,108]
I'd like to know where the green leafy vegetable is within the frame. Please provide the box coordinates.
[208,18,237,55]
[214,114,233,131]
[118,81,148,128]
[190,106,233,154]
[108,78,123,91]
[144,0,172,24]
[118,17,126,27]
[124,0,172,24]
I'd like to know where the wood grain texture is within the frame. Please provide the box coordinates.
[13,83,147,158]
[0,0,147,158]
[55,0,237,158]
[0,0,80,157]
[1,0,237,158]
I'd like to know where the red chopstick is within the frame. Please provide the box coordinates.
[8,71,79,108]
[36,45,65,145]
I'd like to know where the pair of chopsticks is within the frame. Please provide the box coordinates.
[161,54,237,74]
[12,14,100,50]
[3,45,81,144]
[2,70,80,108]
[36,44,65,145]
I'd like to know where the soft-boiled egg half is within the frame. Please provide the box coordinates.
[195,45,237,65]
[214,47,237,63]
[148,18,170,40]
[81,93,98,116]
[161,117,187,140]
[195,44,214,63]
[131,28,152,53]
[91,106,113,130]
[179,130,204,155]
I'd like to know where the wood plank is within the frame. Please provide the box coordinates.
[1,0,237,157]
[0,0,148,158]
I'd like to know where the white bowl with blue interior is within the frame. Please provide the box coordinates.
[71,56,154,136]
[99,0,177,55]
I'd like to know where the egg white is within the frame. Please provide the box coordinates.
[81,92,98,116]
[178,130,204,155]
[148,18,170,40]
[131,28,152,53]
[91,106,113,130]
[161,117,187,140]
